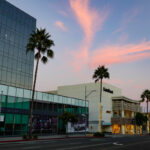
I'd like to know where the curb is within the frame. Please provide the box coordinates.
[0,136,95,143]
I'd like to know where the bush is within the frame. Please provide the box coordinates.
[93,132,105,137]
[33,134,38,140]
[22,133,28,140]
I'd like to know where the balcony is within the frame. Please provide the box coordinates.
[111,117,134,125]
[112,101,141,112]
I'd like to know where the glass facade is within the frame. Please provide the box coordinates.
[0,0,36,89]
[0,84,89,135]
[0,1,89,136]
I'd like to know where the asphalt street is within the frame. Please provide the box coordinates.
[0,135,150,150]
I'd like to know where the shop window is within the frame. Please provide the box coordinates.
[22,115,28,124]
[7,96,15,108]
[22,98,30,110]
[5,114,13,124]
[14,114,21,124]
[15,97,22,109]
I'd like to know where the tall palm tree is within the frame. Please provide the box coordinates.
[26,28,54,138]
[141,89,150,133]
[92,65,110,132]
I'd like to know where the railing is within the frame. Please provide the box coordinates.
[113,101,140,112]
[111,117,134,125]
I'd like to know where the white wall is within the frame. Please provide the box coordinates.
[57,82,122,132]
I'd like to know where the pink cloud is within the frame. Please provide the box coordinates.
[90,40,150,67]
[70,0,105,43]
[55,21,67,31]
[69,0,109,71]
[68,1,150,72]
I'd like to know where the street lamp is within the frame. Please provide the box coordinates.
[0,91,3,114]
[147,94,150,134]
[84,86,96,136]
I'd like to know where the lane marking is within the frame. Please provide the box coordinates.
[56,142,112,150]
[113,142,123,146]
[105,139,150,150]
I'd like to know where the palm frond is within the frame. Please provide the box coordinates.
[41,56,48,64]
[95,78,99,83]
[47,49,54,58]
[35,52,41,60]
[26,27,54,63]
[141,89,150,102]
[93,65,109,81]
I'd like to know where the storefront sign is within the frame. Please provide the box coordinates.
[0,115,4,122]
[67,115,88,133]
[103,87,113,94]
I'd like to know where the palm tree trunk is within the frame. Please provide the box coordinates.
[147,99,149,133]
[29,52,40,138]
[99,79,103,132]
[100,79,102,103]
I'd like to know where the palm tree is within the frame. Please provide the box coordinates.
[26,28,54,138]
[92,65,110,132]
[141,89,150,133]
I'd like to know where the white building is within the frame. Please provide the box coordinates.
[57,82,122,133]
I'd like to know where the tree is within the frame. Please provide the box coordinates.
[92,65,110,132]
[135,112,147,126]
[141,89,150,133]
[135,112,147,134]
[59,112,78,133]
[26,28,54,138]
[141,89,150,115]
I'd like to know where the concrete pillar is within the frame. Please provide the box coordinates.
[122,125,125,134]
[121,110,124,117]
[121,100,124,118]
[121,100,125,134]
[132,112,134,118]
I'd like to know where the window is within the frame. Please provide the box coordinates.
[8,86,16,96]
[7,96,15,108]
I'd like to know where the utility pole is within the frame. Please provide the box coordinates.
[84,86,96,136]
[0,91,3,114]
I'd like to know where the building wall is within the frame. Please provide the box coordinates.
[112,98,141,134]
[0,83,89,135]
[0,0,36,89]
[57,82,122,132]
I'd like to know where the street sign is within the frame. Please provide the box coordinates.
[0,115,4,122]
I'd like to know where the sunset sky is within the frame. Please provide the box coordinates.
[7,0,150,101]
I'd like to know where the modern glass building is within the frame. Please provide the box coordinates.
[0,84,88,135]
[0,1,89,136]
[0,0,36,89]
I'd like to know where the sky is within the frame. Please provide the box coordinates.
[7,0,150,101]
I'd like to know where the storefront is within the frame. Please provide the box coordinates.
[0,84,89,135]
[112,96,141,135]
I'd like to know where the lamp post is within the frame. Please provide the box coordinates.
[0,91,3,114]
[147,94,150,134]
[84,86,96,136]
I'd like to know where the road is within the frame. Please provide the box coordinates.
[0,135,150,150]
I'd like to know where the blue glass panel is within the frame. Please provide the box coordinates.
[42,93,49,101]
[36,91,42,100]
[8,86,16,96]
[24,89,31,99]
[0,84,8,95]
[16,88,23,97]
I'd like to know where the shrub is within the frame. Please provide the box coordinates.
[93,132,105,137]
[33,134,38,140]
[22,133,28,140]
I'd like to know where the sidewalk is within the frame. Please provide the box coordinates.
[0,134,91,143]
